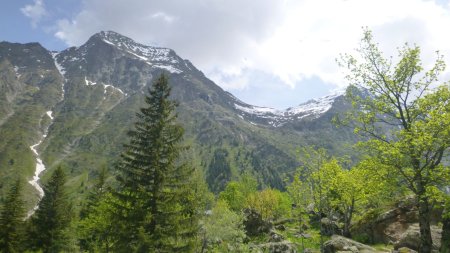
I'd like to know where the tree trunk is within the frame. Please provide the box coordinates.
[343,199,355,238]
[441,214,450,253]
[417,194,433,253]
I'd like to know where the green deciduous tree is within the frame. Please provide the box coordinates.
[246,188,292,221]
[219,173,258,212]
[112,73,201,252]
[200,200,246,252]
[339,29,450,253]
[325,159,390,237]
[293,147,334,251]
[290,147,390,248]
[0,179,25,253]
[28,167,75,253]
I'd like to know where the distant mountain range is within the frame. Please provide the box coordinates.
[0,31,358,209]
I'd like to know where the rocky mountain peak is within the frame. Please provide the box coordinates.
[85,31,183,73]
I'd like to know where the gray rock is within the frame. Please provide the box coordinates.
[393,223,441,251]
[269,230,285,242]
[351,197,443,245]
[244,208,273,236]
[324,235,377,253]
[321,217,341,236]
[256,240,298,253]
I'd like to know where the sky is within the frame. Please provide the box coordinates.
[2,0,450,109]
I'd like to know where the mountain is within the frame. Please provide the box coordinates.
[0,31,358,210]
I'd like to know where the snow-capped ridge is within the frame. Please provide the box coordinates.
[95,31,182,74]
[234,89,346,127]
[286,91,343,117]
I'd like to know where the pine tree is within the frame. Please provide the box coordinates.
[78,166,118,252]
[29,167,74,253]
[113,73,200,252]
[0,179,25,253]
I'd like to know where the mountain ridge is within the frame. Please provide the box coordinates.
[0,31,357,209]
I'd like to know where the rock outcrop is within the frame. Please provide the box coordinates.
[393,223,441,251]
[323,235,378,253]
[352,197,442,245]
[253,241,298,253]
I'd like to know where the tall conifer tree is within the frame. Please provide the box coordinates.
[29,167,73,253]
[0,179,25,253]
[114,73,199,252]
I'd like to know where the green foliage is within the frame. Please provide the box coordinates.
[339,28,450,252]
[77,192,117,252]
[0,179,26,253]
[201,200,247,252]
[77,166,117,252]
[218,173,257,212]
[289,146,392,241]
[207,148,232,193]
[246,188,292,221]
[112,74,201,252]
[28,167,76,252]
[281,227,329,251]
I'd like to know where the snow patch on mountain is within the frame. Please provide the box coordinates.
[151,64,182,74]
[29,138,46,200]
[83,77,126,99]
[234,104,282,116]
[286,92,342,117]
[234,90,345,127]
[103,84,125,98]
[46,111,54,120]
[28,110,57,218]
[99,31,183,74]
[51,52,66,99]
[85,77,97,86]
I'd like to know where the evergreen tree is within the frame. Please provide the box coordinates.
[78,166,114,252]
[0,179,25,253]
[78,192,117,253]
[113,73,200,252]
[79,165,108,220]
[29,167,74,253]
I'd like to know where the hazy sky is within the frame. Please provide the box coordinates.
[2,0,450,109]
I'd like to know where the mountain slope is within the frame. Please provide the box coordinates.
[0,32,357,209]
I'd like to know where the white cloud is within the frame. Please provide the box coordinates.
[151,12,176,23]
[21,0,47,28]
[51,0,450,107]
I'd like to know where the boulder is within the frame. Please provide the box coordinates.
[393,223,442,251]
[321,217,342,236]
[256,241,298,253]
[244,208,272,236]
[352,197,443,244]
[323,235,377,253]
[269,230,285,242]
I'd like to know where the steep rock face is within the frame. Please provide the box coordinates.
[0,31,357,207]
[0,42,63,203]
